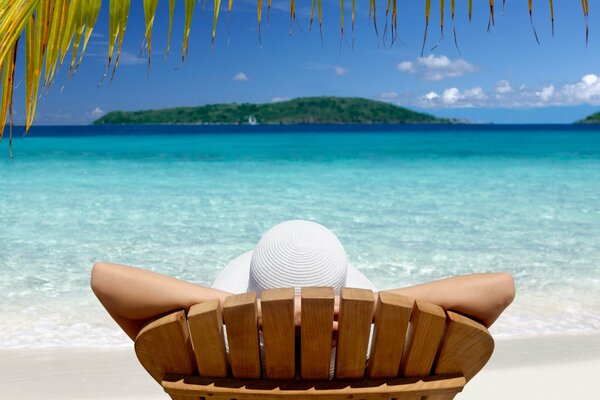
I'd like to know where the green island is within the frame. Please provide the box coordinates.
[577,112,600,124]
[93,97,454,125]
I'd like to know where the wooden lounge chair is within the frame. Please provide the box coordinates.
[135,287,494,400]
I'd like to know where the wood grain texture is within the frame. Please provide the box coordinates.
[399,301,446,400]
[222,292,261,379]
[367,292,414,378]
[261,288,296,379]
[335,288,375,379]
[162,373,466,399]
[421,312,495,400]
[300,287,335,380]
[134,310,196,384]
[399,301,446,378]
[188,300,228,378]
[433,312,494,381]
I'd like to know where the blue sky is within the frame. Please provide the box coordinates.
[10,0,600,124]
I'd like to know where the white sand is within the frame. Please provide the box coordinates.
[1,335,599,399]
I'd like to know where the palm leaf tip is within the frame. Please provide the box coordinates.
[182,0,196,61]
[528,0,540,44]
[212,0,222,44]
[421,0,431,56]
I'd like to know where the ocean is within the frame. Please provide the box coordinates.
[1,124,599,348]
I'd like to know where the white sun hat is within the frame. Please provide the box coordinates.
[212,220,377,296]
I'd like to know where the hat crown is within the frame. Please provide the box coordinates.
[248,220,348,295]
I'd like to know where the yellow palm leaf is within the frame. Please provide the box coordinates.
[468,0,472,21]
[77,0,101,69]
[528,0,540,44]
[340,0,345,36]
[371,0,378,35]
[581,0,589,45]
[451,0,459,49]
[290,0,296,30]
[440,0,445,37]
[143,0,159,66]
[166,0,175,55]
[0,42,17,143]
[212,0,221,43]
[318,0,323,37]
[68,0,87,74]
[487,0,495,31]
[549,0,554,36]
[111,0,131,79]
[183,0,196,60]
[421,0,431,56]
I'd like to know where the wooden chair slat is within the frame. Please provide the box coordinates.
[433,311,494,381]
[300,287,335,380]
[399,301,446,377]
[398,301,446,400]
[223,292,261,378]
[188,299,228,378]
[134,310,196,384]
[421,311,495,400]
[261,288,296,379]
[335,288,375,379]
[367,292,413,378]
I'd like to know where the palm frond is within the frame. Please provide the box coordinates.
[421,0,431,56]
[581,0,589,46]
[549,0,554,36]
[529,0,540,44]
[143,0,160,66]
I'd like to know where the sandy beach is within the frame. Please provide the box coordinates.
[1,334,598,399]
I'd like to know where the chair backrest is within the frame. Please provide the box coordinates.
[134,287,494,400]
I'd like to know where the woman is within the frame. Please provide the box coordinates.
[91,220,515,340]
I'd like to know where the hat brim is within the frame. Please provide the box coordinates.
[212,250,378,294]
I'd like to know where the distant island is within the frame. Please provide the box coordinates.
[93,97,454,125]
[577,112,600,124]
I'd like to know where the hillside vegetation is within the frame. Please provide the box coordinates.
[93,97,452,125]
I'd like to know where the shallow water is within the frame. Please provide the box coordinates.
[1,125,599,347]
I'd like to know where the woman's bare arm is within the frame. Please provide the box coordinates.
[384,272,516,327]
[90,262,232,340]
[91,262,514,340]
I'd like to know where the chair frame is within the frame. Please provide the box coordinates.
[135,287,494,400]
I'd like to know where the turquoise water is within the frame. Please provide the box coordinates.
[1,126,600,347]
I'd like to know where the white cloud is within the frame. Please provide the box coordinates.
[91,107,104,116]
[271,97,290,103]
[424,91,439,101]
[333,66,348,76]
[512,74,600,107]
[419,86,487,108]
[536,85,555,102]
[397,61,414,73]
[414,73,600,109]
[495,80,513,94]
[557,74,600,104]
[234,72,248,81]
[397,55,477,81]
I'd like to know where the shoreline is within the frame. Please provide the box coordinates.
[2,334,598,399]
